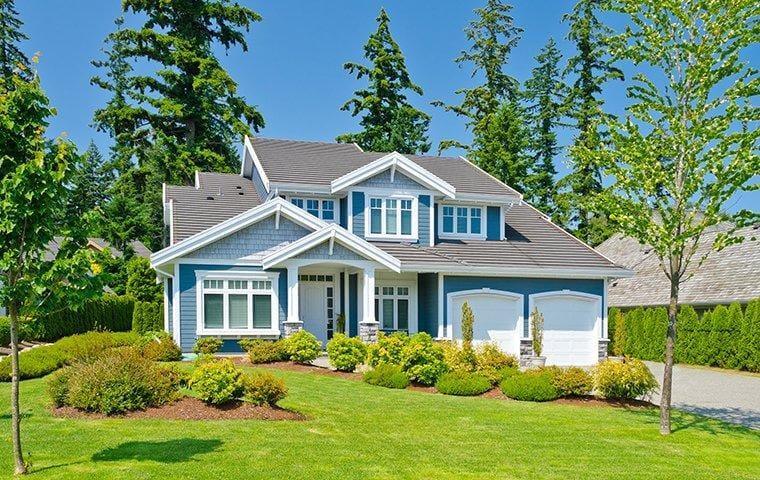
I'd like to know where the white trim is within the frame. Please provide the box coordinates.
[172,263,181,345]
[437,204,487,240]
[428,196,435,246]
[331,152,456,198]
[163,277,170,331]
[194,170,200,189]
[364,194,418,241]
[500,205,506,240]
[603,278,609,339]
[404,264,634,279]
[168,199,174,245]
[361,267,376,323]
[347,192,353,233]
[437,273,444,338]
[243,135,270,191]
[270,182,331,195]
[446,288,525,344]
[343,268,349,333]
[151,197,326,268]
[527,290,603,340]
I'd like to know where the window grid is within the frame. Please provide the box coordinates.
[440,205,484,236]
[374,285,410,331]
[291,197,337,222]
[201,277,275,331]
[368,197,415,238]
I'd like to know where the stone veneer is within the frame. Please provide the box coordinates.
[283,320,303,337]
[598,339,610,360]
[359,321,379,343]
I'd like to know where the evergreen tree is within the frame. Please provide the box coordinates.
[0,0,28,78]
[337,9,430,154]
[562,0,623,245]
[68,141,115,218]
[522,38,565,217]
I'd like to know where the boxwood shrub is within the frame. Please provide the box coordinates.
[239,339,287,364]
[326,334,367,372]
[592,358,658,400]
[193,337,223,355]
[363,363,410,389]
[189,358,244,405]
[366,332,408,367]
[140,331,182,362]
[500,370,559,402]
[435,371,492,396]
[282,330,322,364]
[243,371,288,406]
[400,333,448,385]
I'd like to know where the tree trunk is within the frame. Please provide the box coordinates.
[660,279,679,435]
[9,303,27,474]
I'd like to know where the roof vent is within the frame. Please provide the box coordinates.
[238,192,244,195]
[206,196,214,201]
[236,185,242,189]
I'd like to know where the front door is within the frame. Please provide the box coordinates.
[299,275,335,345]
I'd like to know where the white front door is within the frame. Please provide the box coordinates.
[299,275,337,345]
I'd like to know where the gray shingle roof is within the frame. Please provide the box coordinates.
[596,225,760,307]
[251,137,520,197]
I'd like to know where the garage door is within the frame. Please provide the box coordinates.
[449,290,522,356]
[532,292,599,366]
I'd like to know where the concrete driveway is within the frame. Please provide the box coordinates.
[645,361,760,429]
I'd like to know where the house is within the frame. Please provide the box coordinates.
[597,225,759,312]
[150,137,632,366]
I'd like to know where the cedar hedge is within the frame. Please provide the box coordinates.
[132,301,163,334]
[26,295,135,342]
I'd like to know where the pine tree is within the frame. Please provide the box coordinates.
[562,0,623,245]
[337,8,430,154]
[68,141,115,218]
[523,38,565,217]
[0,0,28,78]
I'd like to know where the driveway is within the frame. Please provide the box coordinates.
[645,361,760,429]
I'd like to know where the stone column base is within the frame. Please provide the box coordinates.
[283,320,303,338]
[359,321,379,343]
[598,339,610,361]
[518,339,534,368]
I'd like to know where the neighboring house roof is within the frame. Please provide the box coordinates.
[596,224,760,307]
[45,237,152,261]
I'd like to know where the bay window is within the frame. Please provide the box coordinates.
[367,196,416,239]
[197,273,279,334]
[439,204,484,237]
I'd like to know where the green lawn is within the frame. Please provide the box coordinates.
[1,365,758,479]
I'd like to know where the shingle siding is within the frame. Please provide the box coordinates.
[355,169,424,190]
[418,195,431,246]
[352,191,365,237]
[417,273,438,336]
[293,241,368,261]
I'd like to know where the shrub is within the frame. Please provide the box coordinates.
[363,363,410,389]
[132,301,163,334]
[610,308,626,356]
[26,295,134,342]
[125,256,162,303]
[189,358,244,405]
[59,348,179,414]
[282,330,322,364]
[500,370,559,402]
[548,366,593,397]
[239,339,287,364]
[193,337,223,355]
[461,301,475,348]
[530,307,544,356]
[435,371,492,396]
[593,358,658,400]
[366,332,408,367]
[140,331,182,361]
[326,334,367,372]
[475,343,518,384]
[0,317,9,346]
[243,371,288,406]
[400,333,448,385]
[439,340,477,373]
[47,367,73,407]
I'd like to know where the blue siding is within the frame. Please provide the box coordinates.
[417,273,438,336]
[443,276,604,337]
[433,203,439,243]
[339,196,348,228]
[349,273,358,336]
[178,264,288,352]
[166,277,173,334]
[352,191,365,237]
[418,195,431,245]
[487,206,501,240]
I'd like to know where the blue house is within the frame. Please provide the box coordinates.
[150,137,632,365]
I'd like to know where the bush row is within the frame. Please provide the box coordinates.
[25,295,135,342]
[132,301,163,334]
[609,299,759,372]
[236,330,323,365]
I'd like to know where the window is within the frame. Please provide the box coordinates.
[440,205,484,237]
[199,276,277,333]
[290,197,338,222]
[366,196,416,238]
[374,285,410,331]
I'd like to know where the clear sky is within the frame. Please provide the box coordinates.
[17,1,758,212]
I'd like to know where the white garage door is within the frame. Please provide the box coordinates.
[533,293,600,366]
[450,290,522,357]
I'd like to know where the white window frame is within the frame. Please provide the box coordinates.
[438,204,486,239]
[374,281,417,332]
[364,194,418,241]
[288,196,338,223]
[195,271,280,336]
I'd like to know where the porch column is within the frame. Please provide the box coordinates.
[359,266,379,343]
[283,267,302,337]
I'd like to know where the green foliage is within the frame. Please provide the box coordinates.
[544,366,593,397]
[67,141,114,218]
[400,333,448,385]
[435,371,492,396]
[366,331,408,367]
[282,330,322,364]
[28,295,134,342]
[500,370,559,402]
[326,334,367,372]
[739,299,760,372]
[0,0,29,78]
[126,257,162,303]
[189,358,245,405]
[239,339,287,364]
[336,8,430,154]
[460,302,474,348]
[140,331,182,362]
[475,343,518,384]
[363,363,410,389]
[609,307,626,356]
[242,371,288,406]
[439,340,477,374]
[530,307,544,357]
[55,348,180,414]
[131,301,163,334]
[335,313,346,335]
[592,358,658,400]
[193,337,223,355]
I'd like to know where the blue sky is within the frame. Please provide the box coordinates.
[17,1,758,212]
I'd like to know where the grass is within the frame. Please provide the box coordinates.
[1,364,758,479]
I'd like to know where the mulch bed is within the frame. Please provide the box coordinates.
[237,358,363,381]
[51,397,306,421]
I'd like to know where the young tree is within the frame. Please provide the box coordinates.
[585,0,758,434]
[523,38,566,217]
[562,0,623,244]
[0,0,28,78]
[0,67,103,475]
[337,8,430,154]
[67,141,115,218]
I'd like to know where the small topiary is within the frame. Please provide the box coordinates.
[140,331,182,361]
[435,371,492,396]
[282,330,322,364]
[475,343,518,384]
[189,358,244,405]
[500,370,559,402]
[400,333,448,385]
[326,334,367,372]
[243,371,288,406]
[363,363,410,389]
[548,366,593,397]
[193,337,223,355]
[239,339,287,364]
[593,358,658,399]
[366,332,408,367]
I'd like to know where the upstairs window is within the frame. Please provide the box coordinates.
[290,197,337,222]
[367,196,415,239]
[440,205,484,237]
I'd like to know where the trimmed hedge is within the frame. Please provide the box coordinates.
[26,295,135,342]
[435,371,491,396]
[609,299,760,372]
[132,301,163,334]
